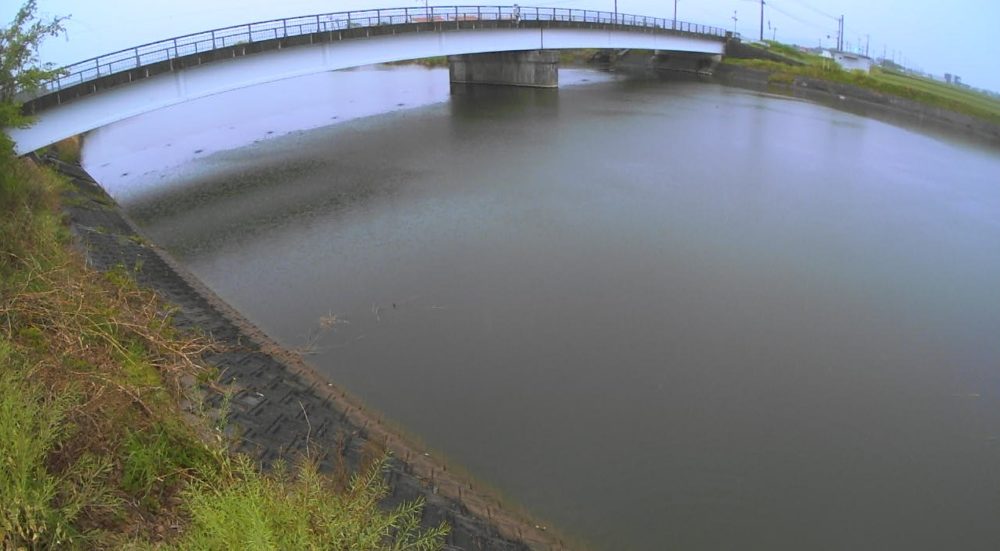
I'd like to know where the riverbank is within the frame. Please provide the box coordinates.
[50,155,571,550]
[709,42,1000,146]
[0,143,568,548]
[711,63,1000,146]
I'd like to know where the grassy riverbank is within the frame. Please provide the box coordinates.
[387,56,449,68]
[724,43,1000,126]
[0,143,447,548]
[388,49,601,69]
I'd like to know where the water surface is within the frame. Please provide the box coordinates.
[86,66,1000,550]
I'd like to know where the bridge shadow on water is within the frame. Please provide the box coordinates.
[129,82,572,258]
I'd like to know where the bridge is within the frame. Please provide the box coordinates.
[8,5,729,155]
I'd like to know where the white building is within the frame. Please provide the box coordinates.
[827,50,873,73]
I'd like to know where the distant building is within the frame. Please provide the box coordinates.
[828,50,873,72]
[954,75,962,86]
[945,73,953,84]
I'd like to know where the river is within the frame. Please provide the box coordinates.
[84,65,1000,550]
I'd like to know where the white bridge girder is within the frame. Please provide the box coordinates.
[9,27,723,155]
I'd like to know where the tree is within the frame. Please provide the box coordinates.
[0,0,67,131]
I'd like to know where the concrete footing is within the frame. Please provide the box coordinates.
[448,50,559,88]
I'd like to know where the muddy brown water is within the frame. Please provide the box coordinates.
[85,66,1000,550]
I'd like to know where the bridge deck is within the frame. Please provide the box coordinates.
[24,5,728,113]
[10,5,730,154]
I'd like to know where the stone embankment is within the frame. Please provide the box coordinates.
[50,157,569,551]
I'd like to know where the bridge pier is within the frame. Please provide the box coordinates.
[448,50,559,88]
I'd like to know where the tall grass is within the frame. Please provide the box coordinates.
[0,147,449,548]
[179,456,447,550]
[0,341,87,547]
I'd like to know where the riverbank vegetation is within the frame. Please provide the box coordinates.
[387,49,601,69]
[1,2,448,548]
[387,56,449,68]
[1,123,448,551]
[724,42,1000,126]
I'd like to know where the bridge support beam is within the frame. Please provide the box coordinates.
[448,50,559,88]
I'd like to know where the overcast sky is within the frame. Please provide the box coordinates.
[5,0,999,92]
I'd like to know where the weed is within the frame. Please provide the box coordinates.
[177,455,448,550]
[0,138,451,550]
[49,136,82,164]
[0,341,83,547]
[121,426,216,509]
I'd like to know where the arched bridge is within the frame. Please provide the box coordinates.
[9,5,729,155]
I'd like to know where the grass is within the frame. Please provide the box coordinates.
[46,136,82,164]
[759,40,825,66]
[0,344,101,548]
[723,54,1000,126]
[385,56,448,68]
[869,69,1000,119]
[0,141,449,548]
[386,49,601,68]
[559,48,601,65]
[178,456,446,550]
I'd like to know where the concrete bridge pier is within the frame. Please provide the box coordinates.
[448,50,559,88]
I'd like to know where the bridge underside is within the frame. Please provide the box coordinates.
[10,26,723,155]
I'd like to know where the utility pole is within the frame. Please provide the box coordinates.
[673,0,677,29]
[759,0,765,42]
[732,10,738,34]
[865,34,870,57]
[772,26,777,41]
[837,15,844,51]
[614,0,618,25]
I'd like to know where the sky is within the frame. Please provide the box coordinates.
[4,0,999,92]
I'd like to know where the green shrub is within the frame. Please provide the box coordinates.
[122,426,217,509]
[177,455,449,550]
[0,340,80,547]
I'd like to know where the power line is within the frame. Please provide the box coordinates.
[765,1,834,32]
[786,0,838,21]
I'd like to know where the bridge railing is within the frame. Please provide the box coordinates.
[37,5,728,96]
